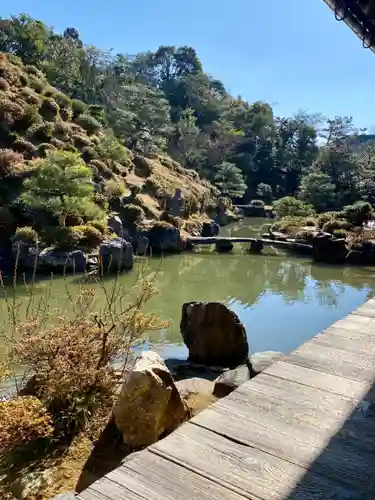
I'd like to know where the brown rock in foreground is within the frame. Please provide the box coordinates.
[180,301,249,368]
[113,351,188,447]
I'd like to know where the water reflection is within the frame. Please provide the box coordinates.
[0,219,374,359]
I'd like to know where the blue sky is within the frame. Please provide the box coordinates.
[2,0,375,129]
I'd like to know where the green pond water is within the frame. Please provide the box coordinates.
[1,218,375,361]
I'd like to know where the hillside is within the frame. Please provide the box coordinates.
[0,52,217,253]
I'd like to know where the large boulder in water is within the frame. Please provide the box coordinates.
[38,248,86,272]
[180,301,249,368]
[113,351,188,447]
[201,221,219,237]
[99,238,133,271]
[312,233,347,264]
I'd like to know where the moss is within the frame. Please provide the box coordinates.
[40,96,60,121]
[75,114,102,134]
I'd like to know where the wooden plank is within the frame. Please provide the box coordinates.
[333,314,375,332]
[106,450,247,500]
[351,299,375,318]
[151,422,364,500]
[263,360,371,399]
[191,394,375,493]
[78,477,145,500]
[313,327,375,356]
[285,341,375,382]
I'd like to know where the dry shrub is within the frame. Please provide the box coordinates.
[0,149,24,177]
[2,267,167,433]
[0,396,54,456]
[0,77,10,91]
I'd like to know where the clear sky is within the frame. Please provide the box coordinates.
[2,0,375,129]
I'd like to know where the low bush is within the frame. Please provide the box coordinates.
[305,218,316,227]
[15,104,42,131]
[273,216,309,236]
[342,201,373,226]
[75,114,101,134]
[322,219,351,234]
[13,226,38,243]
[71,224,104,249]
[24,65,45,80]
[13,137,37,155]
[40,96,59,121]
[122,204,145,225]
[332,229,348,239]
[20,86,41,105]
[104,178,127,199]
[71,99,87,118]
[37,142,56,155]
[0,77,10,91]
[28,75,45,94]
[250,199,265,208]
[27,121,54,142]
[316,211,342,229]
[90,219,108,234]
[0,396,54,455]
[273,196,315,218]
[40,226,82,249]
[60,106,73,121]
[0,149,24,177]
[73,133,92,149]
[54,92,72,109]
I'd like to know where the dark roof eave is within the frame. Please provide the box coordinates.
[323,0,375,55]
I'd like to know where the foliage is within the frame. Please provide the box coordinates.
[299,172,337,212]
[71,224,103,248]
[21,150,102,226]
[75,114,101,134]
[13,226,38,243]
[341,201,373,226]
[0,148,24,177]
[0,396,54,455]
[332,229,347,239]
[212,161,246,198]
[104,178,127,198]
[256,183,273,203]
[273,216,309,235]
[322,219,352,234]
[250,199,265,208]
[121,203,145,225]
[273,196,315,218]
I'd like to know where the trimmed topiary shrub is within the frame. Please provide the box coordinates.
[273,196,315,218]
[0,77,10,91]
[71,99,87,118]
[342,201,373,227]
[332,229,348,239]
[104,179,127,199]
[24,65,45,79]
[21,87,41,106]
[75,114,101,134]
[71,224,104,249]
[305,218,316,227]
[13,138,37,155]
[121,204,145,225]
[40,226,82,249]
[0,149,24,177]
[322,219,352,234]
[13,226,38,243]
[60,107,73,121]
[27,122,54,142]
[40,97,59,121]
[15,105,42,132]
[37,143,56,155]
[28,75,45,94]
[54,92,72,109]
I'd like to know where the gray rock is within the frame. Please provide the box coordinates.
[176,377,214,398]
[166,188,185,216]
[180,301,249,368]
[147,225,181,253]
[11,469,53,499]
[53,493,76,500]
[213,351,283,398]
[11,240,38,268]
[107,215,124,237]
[38,248,86,272]
[99,238,133,272]
[249,239,263,253]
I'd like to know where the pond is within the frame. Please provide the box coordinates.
[1,218,375,362]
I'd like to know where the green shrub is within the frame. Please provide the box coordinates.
[40,97,59,121]
[38,142,56,155]
[21,87,41,106]
[332,229,348,239]
[50,137,68,150]
[0,77,10,91]
[71,99,87,118]
[25,65,45,80]
[28,121,54,142]
[75,114,101,134]
[71,224,103,249]
[19,72,29,86]
[90,219,107,234]
[28,75,45,94]
[0,149,24,177]
[96,134,133,167]
[294,230,315,244]
[250,199,265,208]
[54,92,72,109]
[40,226,82,248]
[305,218,316,227]
[43,87,58,99]
[273,196,315,218]
[130,185,142,197]
[104,178,127,198]
[13,226,38,243]
[322,219,352,234]
[122,204,145,225]
[88,104,106,124]
[82,147,98,163]
[72,134,93,149]
[94,192,109,210]
[273,216,308,236]
[60,107,73,121]
[13,137,37,155]
[143,176,163,195]
[16,105,42,131]
[7,54,23,67]
[342,201,373,226]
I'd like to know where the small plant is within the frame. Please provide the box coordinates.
[60,106,73,121]
[73,133,93,149]
[322,219,351,234]
[21,87,41,105]
[250,199,265,208]
[16,104,42,131]
[0,396,54,454]
[27,121,54,142]
[122,204,145,225]
[104,178,127,199]
[40,96,59,121]
[0,77,10,91]
[332,229,348,239]
[90,219,108,234]
[28,75,45,94]
[13,137,37,155]
[305,218,316,227]
[25,65,45,79]
[71,224,104,248]
[0,149,24,177]
[75,114,101,134]
[13,226,38,243]
[71,99,87,117]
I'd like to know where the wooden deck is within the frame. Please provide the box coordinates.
[77,298,375,500]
